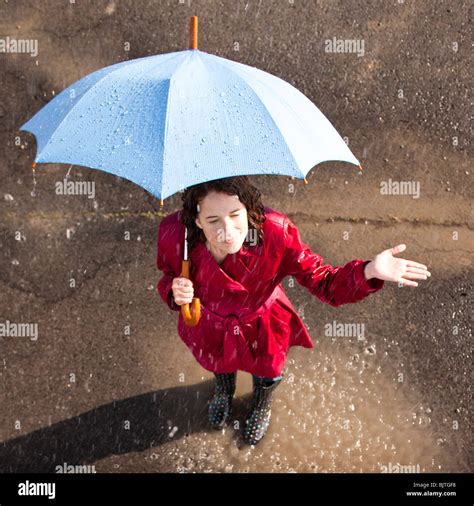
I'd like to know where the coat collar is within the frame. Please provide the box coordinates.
[197,239,260,268]
[192,240,261,293]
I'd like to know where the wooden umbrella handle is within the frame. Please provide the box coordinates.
[180,259,201,327]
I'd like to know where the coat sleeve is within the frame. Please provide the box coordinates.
[280,217,384,307]
[156,220,181,312]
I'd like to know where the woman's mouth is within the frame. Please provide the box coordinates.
[223,234,238,244]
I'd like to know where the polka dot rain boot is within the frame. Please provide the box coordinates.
[208,371,237,430]
[242,373,284,445]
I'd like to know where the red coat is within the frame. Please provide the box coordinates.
[156,207,384,377]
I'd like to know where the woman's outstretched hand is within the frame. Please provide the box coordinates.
[364,244,431,287]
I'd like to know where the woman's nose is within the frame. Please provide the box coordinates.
[219,220,235,239]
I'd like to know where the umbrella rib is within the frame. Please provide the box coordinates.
[159,51,194,200]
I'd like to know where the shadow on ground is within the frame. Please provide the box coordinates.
[0,379,259,472]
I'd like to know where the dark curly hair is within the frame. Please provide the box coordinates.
[181,176,266,252]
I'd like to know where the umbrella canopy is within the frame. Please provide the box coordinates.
[20,17,360,204]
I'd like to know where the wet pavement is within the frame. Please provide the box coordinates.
[0,0,472,473]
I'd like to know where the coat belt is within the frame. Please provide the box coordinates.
[201,283,282,324]
[198,285,283,369]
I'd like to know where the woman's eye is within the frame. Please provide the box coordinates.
[209,214,239,224]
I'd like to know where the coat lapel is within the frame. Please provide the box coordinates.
[192,242,250,294]
[223,241,260,277]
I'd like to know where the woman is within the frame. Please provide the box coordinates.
[156,176,430,446]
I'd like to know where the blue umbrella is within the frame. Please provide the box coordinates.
[20,16,362,207]
[20,16,363,327]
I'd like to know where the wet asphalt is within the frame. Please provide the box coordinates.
[0,0,471,474]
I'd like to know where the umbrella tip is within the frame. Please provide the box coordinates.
[358,164,364,172]
[31,162,37,169]
[304,177,308,185]
[189,16,198,50]
[160,198,164,207]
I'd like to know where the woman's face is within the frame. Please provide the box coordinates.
[195,191,248,255]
